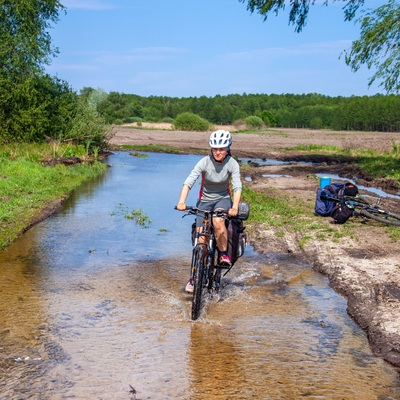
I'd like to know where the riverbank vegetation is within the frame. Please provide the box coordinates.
[0,3,113,250]
[0,144,108,250]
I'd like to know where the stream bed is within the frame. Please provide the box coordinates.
[1,151,399,399]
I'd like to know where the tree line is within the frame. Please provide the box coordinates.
[87,89,400,132]
[1,0,399,146]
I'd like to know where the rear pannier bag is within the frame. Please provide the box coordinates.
[330,204,353,224]
[226,218,246,265]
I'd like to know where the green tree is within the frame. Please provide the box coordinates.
[343,0,400,94]
[0,0,64,81]
[0,74,77,143]
[239,0,399,93]
[0,0,68,142]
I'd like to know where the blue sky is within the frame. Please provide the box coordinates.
[46,0,386,97]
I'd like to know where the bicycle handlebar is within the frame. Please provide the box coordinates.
[174,205,228,218]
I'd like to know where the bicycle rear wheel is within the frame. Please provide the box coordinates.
[359,208,400,226]
[192,245,207,320]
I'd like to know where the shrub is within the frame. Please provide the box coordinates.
[0,74,77,143]
[161,117,175,124]
[244,115,264,129]
[173,112,211,131]
[310,117,323,129]
[67,98,113,151]
[261,110,277,127]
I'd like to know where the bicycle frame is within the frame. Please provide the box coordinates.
[177,206,229,319]
[189,207,228,289]
[323,193,400,226]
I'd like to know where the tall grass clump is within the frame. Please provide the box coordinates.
[173,112,211,131]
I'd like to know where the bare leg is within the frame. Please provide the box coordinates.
[213,216,227,252]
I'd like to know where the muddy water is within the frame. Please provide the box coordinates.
[1,152,400,400]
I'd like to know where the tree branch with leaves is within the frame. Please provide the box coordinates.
[239,0,400,93]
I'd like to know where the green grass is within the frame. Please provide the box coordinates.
[0,142,90,162]
[240,186,324,247]
[241,184,399,248]
[115,144,184,154]
[291,144,342,152]
[290,144,400,184]
[232,129,289,138]
[0,143,108,249]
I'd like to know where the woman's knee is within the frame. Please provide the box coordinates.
[213,217,225,230]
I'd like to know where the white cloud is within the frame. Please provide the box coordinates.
[221,40,352,61]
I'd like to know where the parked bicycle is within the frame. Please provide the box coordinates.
[321,191,400,226]
[175,205,246,320]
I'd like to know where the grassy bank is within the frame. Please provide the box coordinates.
[0,143,108,249]
[241,183,400,248]
[291,143,400,183]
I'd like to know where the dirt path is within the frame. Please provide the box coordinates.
[110,124,400,370]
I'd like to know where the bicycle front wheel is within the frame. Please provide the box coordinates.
[192,245,207,320]
[359,208,400,226]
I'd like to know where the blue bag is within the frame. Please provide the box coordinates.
[314,182,344,216]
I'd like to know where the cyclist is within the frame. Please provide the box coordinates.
[176,129,242,294]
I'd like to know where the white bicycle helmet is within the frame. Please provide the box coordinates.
[209,130,232,148]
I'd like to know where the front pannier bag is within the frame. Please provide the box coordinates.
[237,202,250,220]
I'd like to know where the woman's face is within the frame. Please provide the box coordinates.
[211,147,228,162]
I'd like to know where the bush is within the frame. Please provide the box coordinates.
[310,117,323,129]
[173,112,211,131]
[0,74,77,143]
[244,115,264,129]
[67,98,112,151]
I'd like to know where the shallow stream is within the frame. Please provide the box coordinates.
[1,151,399,399]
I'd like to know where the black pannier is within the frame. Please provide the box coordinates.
[330,204,353,224]
[226,218,247,266]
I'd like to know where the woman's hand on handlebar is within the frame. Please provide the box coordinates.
[228,207,238,217]
[176,202,187,211]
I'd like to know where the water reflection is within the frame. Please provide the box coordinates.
[0,151,400,399]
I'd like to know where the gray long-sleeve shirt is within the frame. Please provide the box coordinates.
[183,154,242,202]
